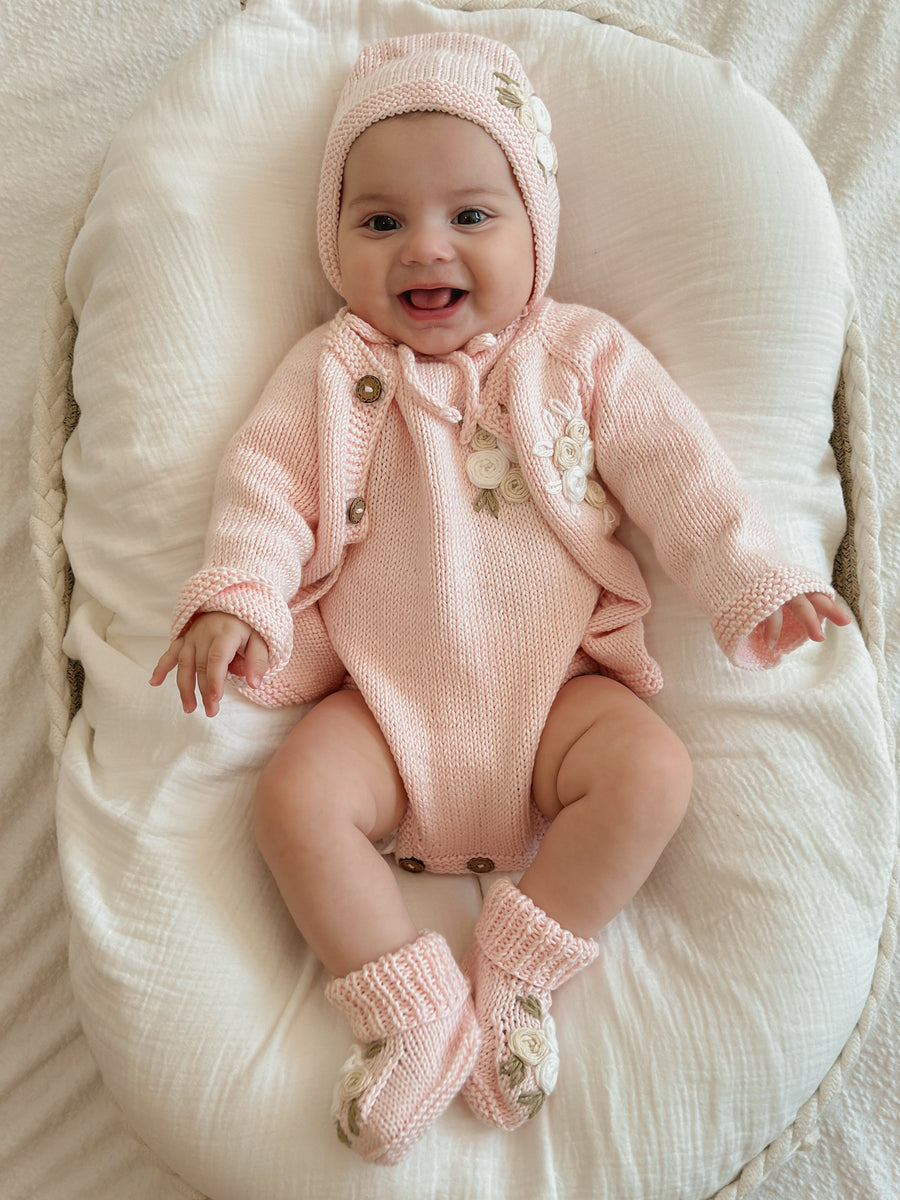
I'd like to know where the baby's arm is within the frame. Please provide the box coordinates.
[150,612,270,717]
[587,321,849,665]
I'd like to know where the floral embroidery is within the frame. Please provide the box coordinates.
[494,72,558,178]
[467,448,509,491]
[332,1039,385,1148]
[467,427,530,517]
[498,467,530,504]
[533,400,620,529]
[499,996,561,1118]
[509,1025,552,1065]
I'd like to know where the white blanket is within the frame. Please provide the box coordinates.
[4,2,898,1198]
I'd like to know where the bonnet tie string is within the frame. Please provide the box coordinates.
[396,344,463,426]
[449,348,483,446]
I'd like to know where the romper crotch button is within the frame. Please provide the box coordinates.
[399,857,426,874]
[347,496,366,525]
[355,375,383,404]
[466,856,495,874]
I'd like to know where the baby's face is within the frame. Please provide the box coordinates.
[337,113,535,356]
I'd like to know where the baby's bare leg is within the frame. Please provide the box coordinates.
[462,675,691,1129]
[255,689,480,1164]
[523,674,692,937]
[253,689,417,978]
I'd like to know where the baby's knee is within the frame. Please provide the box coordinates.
[251,754,313,859]
[638,719,692,789]
[253,693,408,856]
[574,707,691,837]
[631,722,692,832]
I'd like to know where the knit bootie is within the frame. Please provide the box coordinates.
[326,931,481,1164]
[461,879,599,1129]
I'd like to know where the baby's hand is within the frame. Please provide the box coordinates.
[760,592,852,652]
[150,612,269,717]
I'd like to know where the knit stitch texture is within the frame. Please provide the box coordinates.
[326,931,480,1164]
[171,301,831,872]
[462,880,599,1129]
[316,33,559,306]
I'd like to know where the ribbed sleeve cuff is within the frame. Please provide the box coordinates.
[170,570,294,674]
[712,566,835,670]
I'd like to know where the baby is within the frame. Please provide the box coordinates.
[151,33,849,1164]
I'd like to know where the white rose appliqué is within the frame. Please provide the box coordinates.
[533,399,620,528]
[466,426,530,517]
[332,1038,386,1148]
[498,996,562,1121]
[494,72,558,178]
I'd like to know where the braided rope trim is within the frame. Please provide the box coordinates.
[29,160,105,774]
[28,6,896,1198]
[425,0,713,58]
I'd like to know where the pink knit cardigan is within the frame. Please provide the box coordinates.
[173,299,831,708]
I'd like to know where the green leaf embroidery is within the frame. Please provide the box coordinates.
[518,1090,546,1120]
[347,1097,363,1137]
[474,487,501,517]
[336,1120,352,1148]
[364,1039,385,1059]
[517,995,543,1022]
[499,1054,527,1088]
[494,71,526,111]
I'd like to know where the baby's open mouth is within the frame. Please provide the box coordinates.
[402,287,466,311]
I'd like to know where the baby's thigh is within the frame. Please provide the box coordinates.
[254,689,408,841]
[532,675,691,820]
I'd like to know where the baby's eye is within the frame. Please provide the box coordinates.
[366,214,400,232]
[453,209,488,226]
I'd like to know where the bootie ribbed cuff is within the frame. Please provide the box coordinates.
[475,879,598,989]
[326,931,471,1041]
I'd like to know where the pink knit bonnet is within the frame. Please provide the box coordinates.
[317,32,559,307]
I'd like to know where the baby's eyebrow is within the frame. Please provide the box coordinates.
[342,184,515,211]
[342,191,393,211]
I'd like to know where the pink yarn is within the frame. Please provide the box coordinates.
[462,880,598,1129]
[172,301,831,870]
[326,932,480,1163]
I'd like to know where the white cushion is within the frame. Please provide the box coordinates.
[59,1,894,1196]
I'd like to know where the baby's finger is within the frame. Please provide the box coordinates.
[763,608,783,650]
[198,638,236,716]
[175,641,200,714]
[807,592,853,628]
[244,631,269,689]
[149,639,182,687]
[787,595,825,642]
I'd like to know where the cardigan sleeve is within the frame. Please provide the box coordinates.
[587,320,833,669]
[171,333,323,674]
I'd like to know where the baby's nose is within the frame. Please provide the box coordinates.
[400,223,454,265]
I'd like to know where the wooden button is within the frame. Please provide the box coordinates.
[466,856,495,874]
[347,497,366,525]
[355,375,382,404]
[399,857,426,874]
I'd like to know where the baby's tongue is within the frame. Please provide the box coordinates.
[408,287,454,310]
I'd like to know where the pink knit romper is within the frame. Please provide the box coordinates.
[319,333,598,875]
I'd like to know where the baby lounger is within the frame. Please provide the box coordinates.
[35,0,896,1197]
